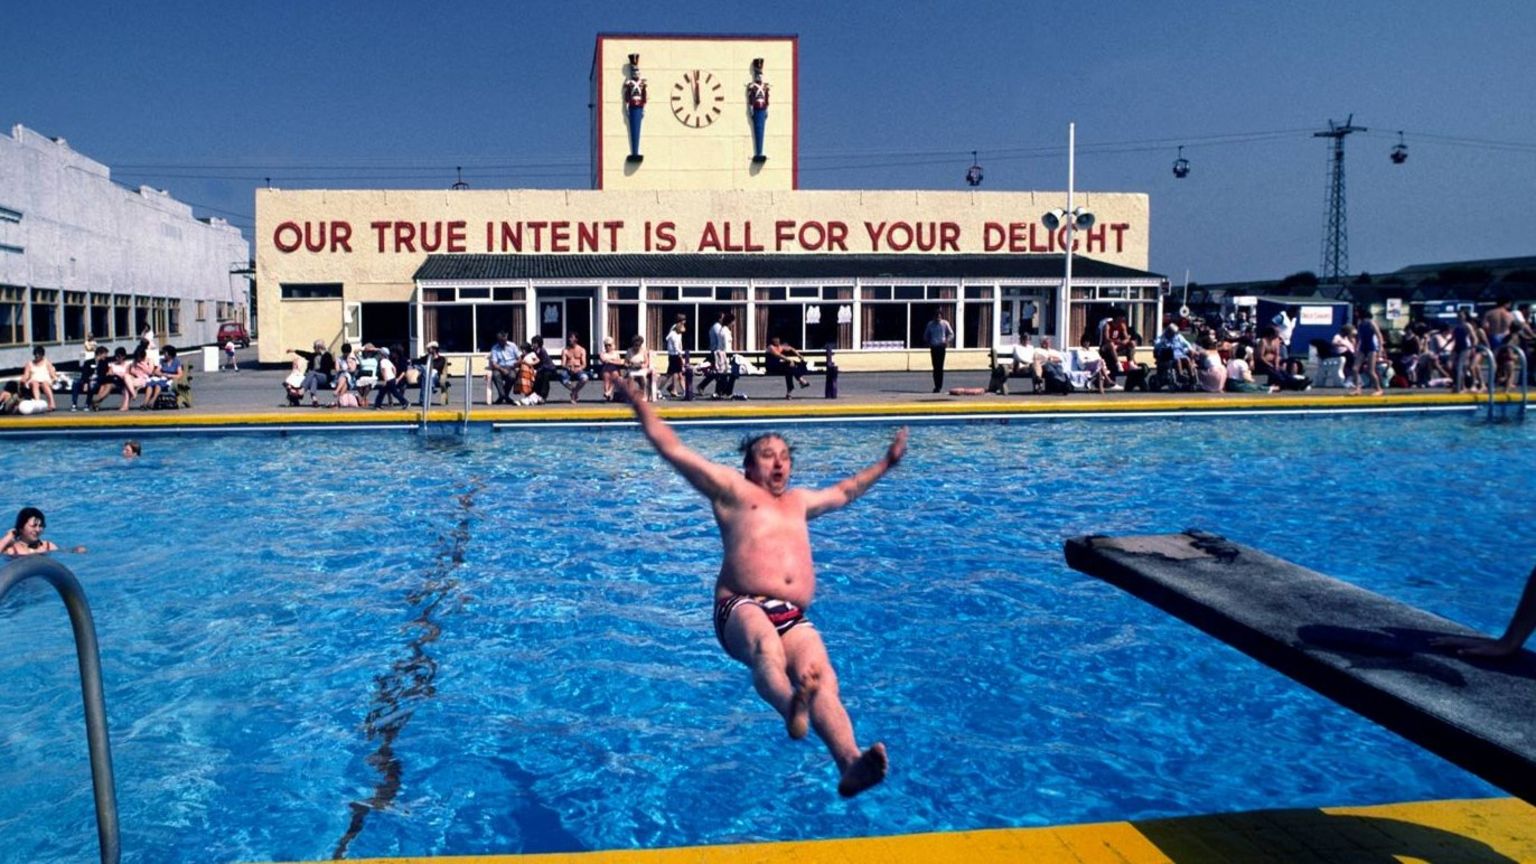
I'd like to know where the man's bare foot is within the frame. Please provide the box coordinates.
[786,684,811,740]
[837,742,887,798]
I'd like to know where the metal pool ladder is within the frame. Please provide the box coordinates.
[0,556,120,864]
[1477,344,1529,423]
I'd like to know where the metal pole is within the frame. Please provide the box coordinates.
[462,355,472,435]
[0,557,119,864]
[1056,121,1076,345]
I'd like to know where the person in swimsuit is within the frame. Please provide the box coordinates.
[620,377,906,797]
[0,507,87,557]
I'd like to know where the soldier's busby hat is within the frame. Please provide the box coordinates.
[751,58,764,73]
[628,53,641,68]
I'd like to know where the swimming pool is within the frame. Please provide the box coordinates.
[0,413,1527,863]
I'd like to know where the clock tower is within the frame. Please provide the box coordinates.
[591,34,797,191]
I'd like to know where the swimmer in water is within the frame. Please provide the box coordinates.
[0,507,87,556]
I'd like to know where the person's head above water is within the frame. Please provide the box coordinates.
[739,432,794,495]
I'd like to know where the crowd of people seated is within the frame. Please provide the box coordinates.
[986,300,1536,398]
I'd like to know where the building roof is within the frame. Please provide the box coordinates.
[414,254,1166,283]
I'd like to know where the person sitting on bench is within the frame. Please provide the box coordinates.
[766,336,811,398]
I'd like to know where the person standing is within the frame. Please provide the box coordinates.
[1355,309,1385,397]
[1020,299,1037,336]
[619,379,906,797]
[923,308,955,393]
[664,314,689,399]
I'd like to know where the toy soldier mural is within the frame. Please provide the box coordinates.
[623,53,647,162]
[747,58,770,162]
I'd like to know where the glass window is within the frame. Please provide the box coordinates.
[895,286,924,301]
[493,287,524,302]
[168,301,181,337]
[31,288,59,342]
[423,304,474,352]
[964,285,993,299]
[862,304,907,348]
[0,285,23,345]
[459,287,490,300]
[758,304,806,350]
[789,286,819,299]
[647,286,679,301]
[281,283,344,299]
[476,303,527,352]
[607,286,639,301]
[649,304,698,352]
[806,303,853,350]
[862,285,892,301]
[755,286,787,302]
[195,300,206,321]
[962,302,993,349]
[908,303,956,348]
[682,286,712,299]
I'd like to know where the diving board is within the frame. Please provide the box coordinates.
[1064,531,1536,804]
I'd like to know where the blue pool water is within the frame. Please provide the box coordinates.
[0,413,1528,863]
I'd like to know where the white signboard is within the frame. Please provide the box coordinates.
[1386,298,1404,320]
[1299,306,1335,326]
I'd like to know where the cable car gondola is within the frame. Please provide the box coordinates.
[1390,131,1408,165]
[965,150,983,187]
[1172,145,1190,178]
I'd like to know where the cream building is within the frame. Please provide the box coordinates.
[0,124,250,372]
[256,34,1163,372]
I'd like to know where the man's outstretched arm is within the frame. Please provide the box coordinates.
[803,427,907,519]
[621,379,736,499]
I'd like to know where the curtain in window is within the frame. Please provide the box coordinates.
[755,304,770,351]
[646,304,663,350]
[1069,302,1088,348]
[970,302,993,349]
[861,304,875,349]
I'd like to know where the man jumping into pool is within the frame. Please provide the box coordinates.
[619,378,905,797]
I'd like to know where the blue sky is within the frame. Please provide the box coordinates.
[9,0,1534,282]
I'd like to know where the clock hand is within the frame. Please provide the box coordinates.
[692,76,700,108]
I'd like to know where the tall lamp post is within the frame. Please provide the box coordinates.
[1042,122,1094,346]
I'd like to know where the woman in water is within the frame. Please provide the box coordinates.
[0,507,87,556]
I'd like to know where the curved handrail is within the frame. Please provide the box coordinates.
[1511,344,1529,422]
[1477,345,1497,421]
[0,556,120,864]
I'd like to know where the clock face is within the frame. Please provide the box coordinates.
[670,70,724,128]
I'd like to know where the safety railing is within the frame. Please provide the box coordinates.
[0,556,119,864]
[1477,344,1529,423]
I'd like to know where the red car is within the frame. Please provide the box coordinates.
[217,321,250,348]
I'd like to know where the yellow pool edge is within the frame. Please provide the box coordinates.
[0,390,1516,432]
[264,796,1536,863]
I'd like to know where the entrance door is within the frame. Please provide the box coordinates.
[537,295,593,349]
[1001,297,1043,345]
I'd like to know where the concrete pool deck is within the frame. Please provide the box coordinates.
[275,797,1536,863]
[1,345,1525,434]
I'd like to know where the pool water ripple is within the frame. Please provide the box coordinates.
[0,414,1532,861]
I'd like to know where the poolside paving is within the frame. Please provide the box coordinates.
[271,797,1536,863]
[2,342,1520,434]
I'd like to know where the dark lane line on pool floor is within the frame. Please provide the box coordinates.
[332,478,483,859]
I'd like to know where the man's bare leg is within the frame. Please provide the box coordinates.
[783,627,887,797]
[723,605,810,739]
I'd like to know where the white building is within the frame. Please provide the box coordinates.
[0,124,249,372]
